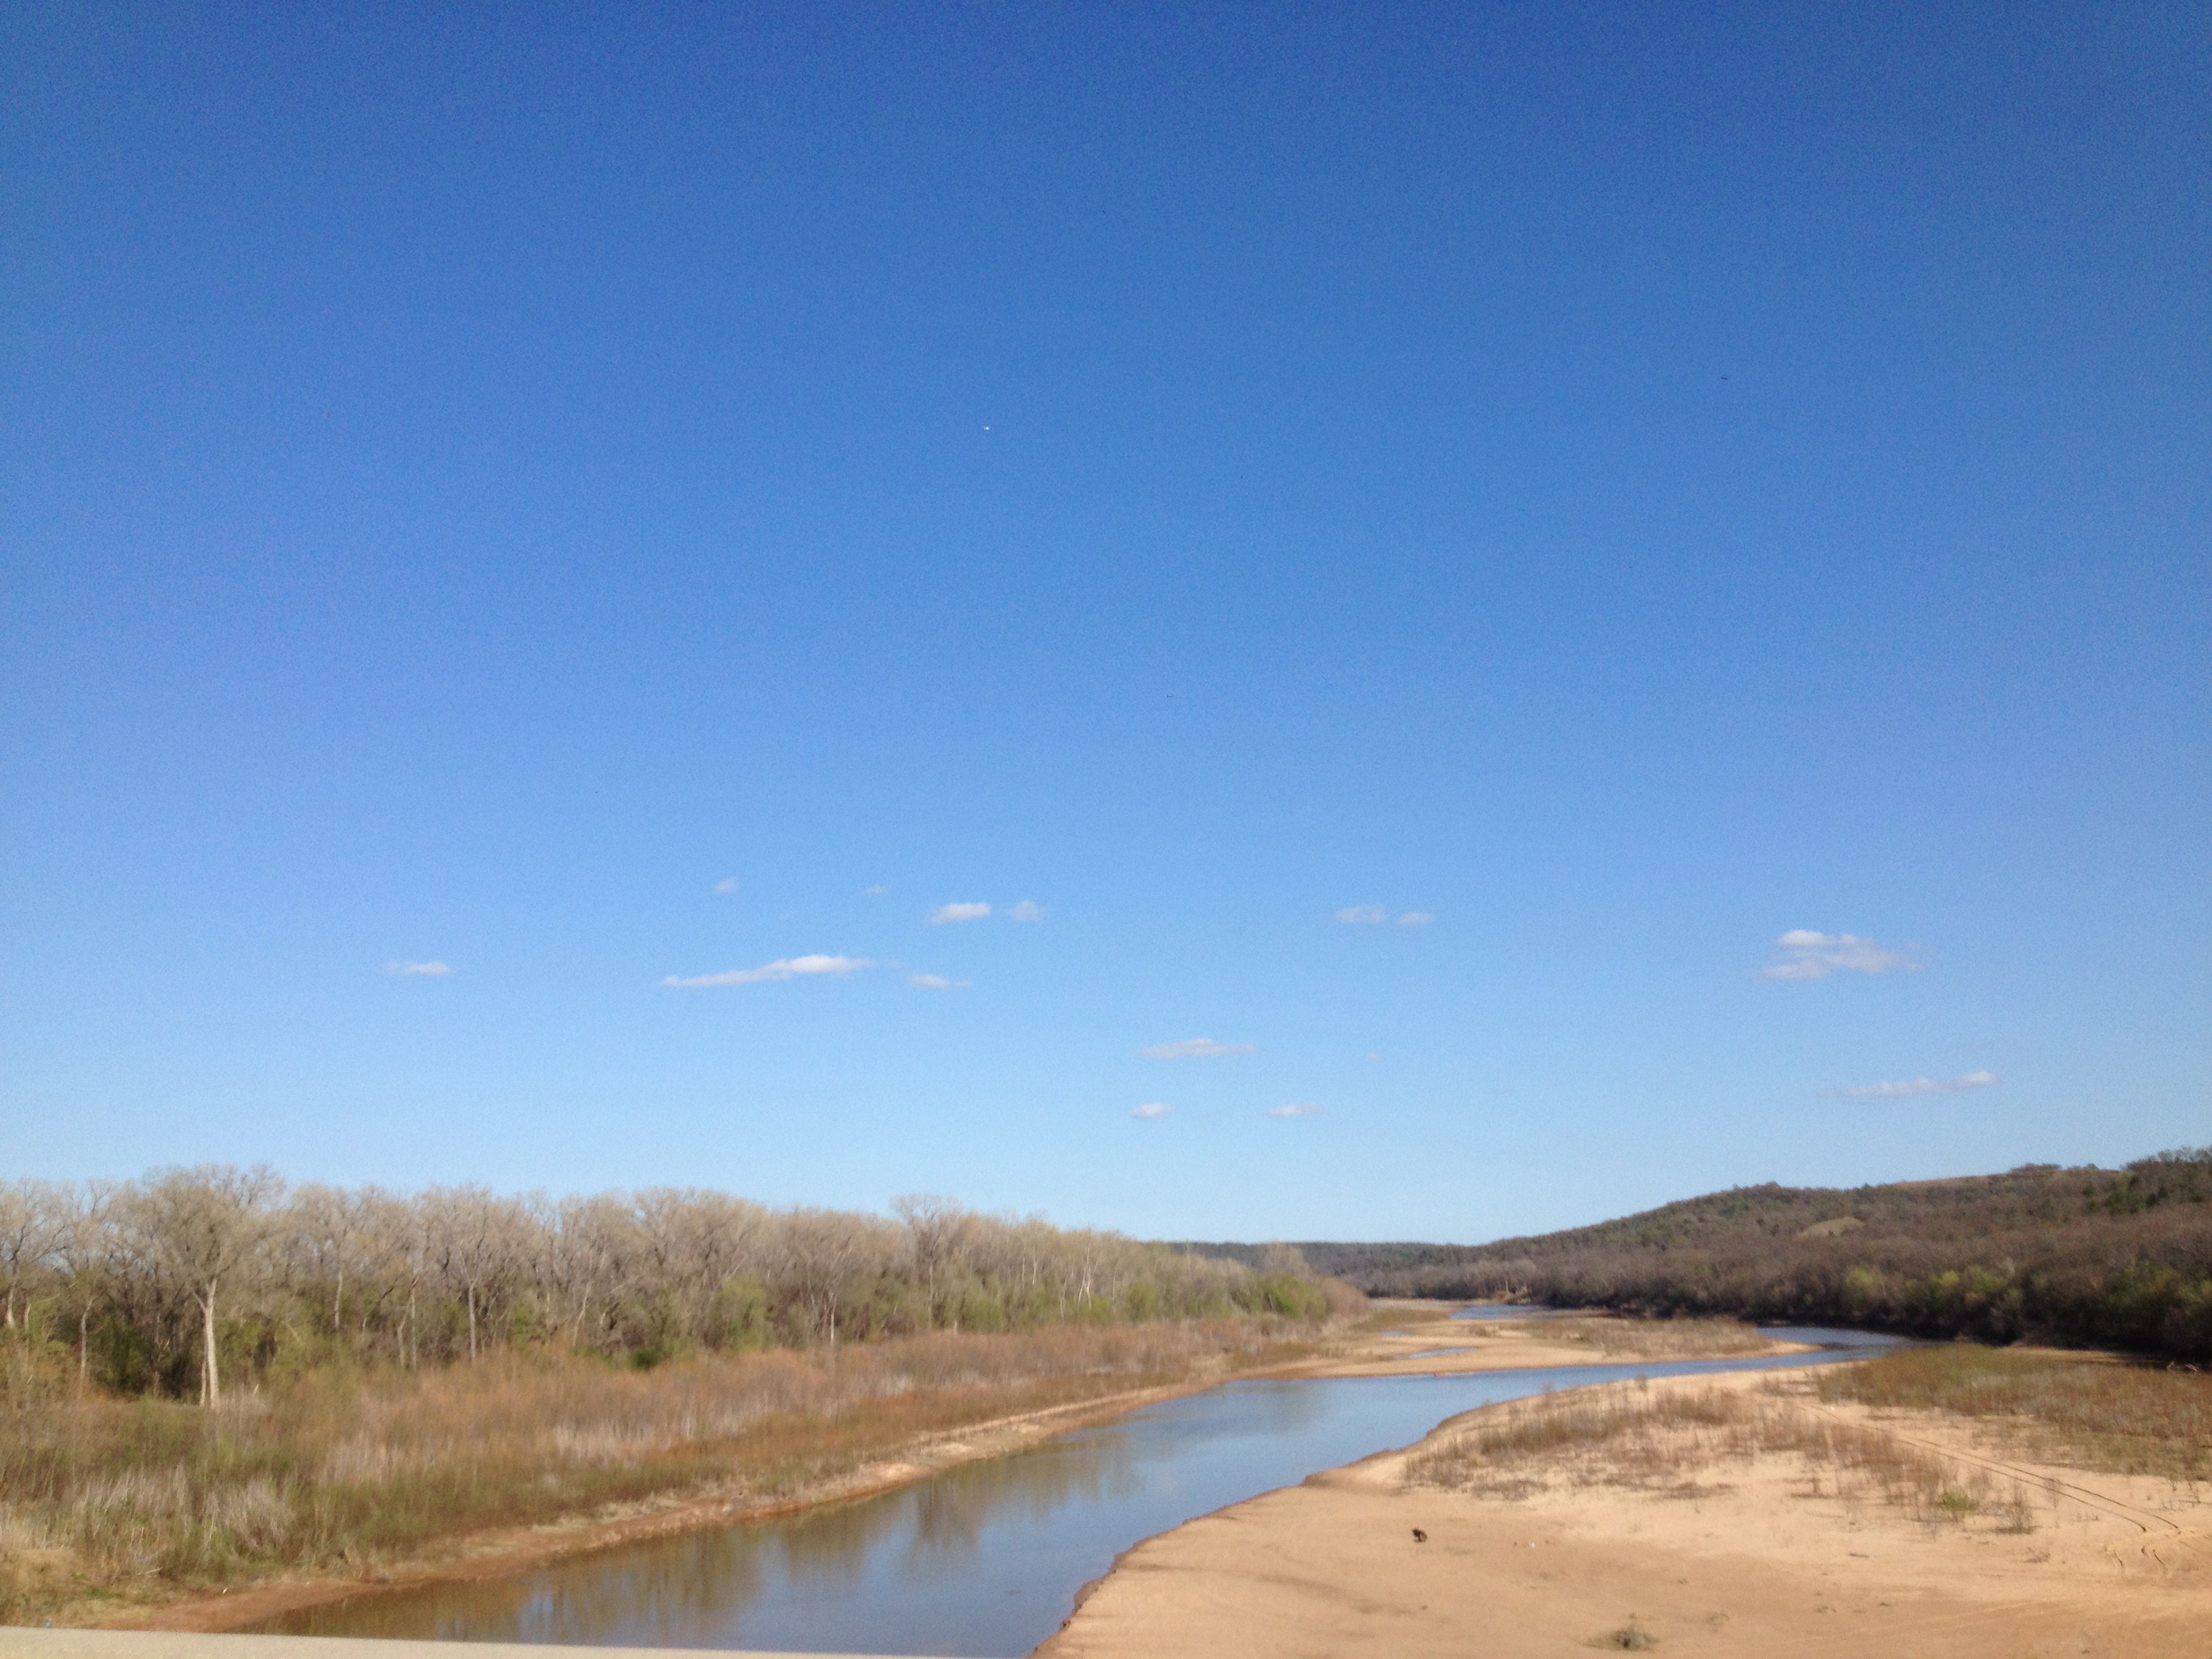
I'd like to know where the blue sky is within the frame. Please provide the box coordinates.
[3,3,2205,1241]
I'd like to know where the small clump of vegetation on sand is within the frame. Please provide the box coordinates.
[1816,1343,2212,1481]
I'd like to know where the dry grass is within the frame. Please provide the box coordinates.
[1816,1344,2212,1481]
[1402,1377,2030,1526]
[0,1322,1309,1621]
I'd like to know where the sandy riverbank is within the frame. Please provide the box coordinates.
[1039,1360,2212,1659]
[91,1305,1784,1634]
[1286,1303,1816,1377]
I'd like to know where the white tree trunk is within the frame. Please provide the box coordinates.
[201,1282,221,1408]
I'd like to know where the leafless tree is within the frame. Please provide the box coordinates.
[773,1208,895,1345]
[424,1185,529,1361]
[0,1179,72,1330]
[554,1193,640,1349]
[893,1194,975,1330]
[126,1166,284,1406]
[52,1182,115,1389]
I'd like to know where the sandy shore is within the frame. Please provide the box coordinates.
[1039,1364,2212,1659]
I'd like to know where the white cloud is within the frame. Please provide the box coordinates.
[1364,1052,1382,1063]
[1840,1070,1999,1099]
[1141,1037,1258,1059]
[661,954,877,988]
[1007,900,1044,922]
[1397,912,1434,926]
[1761,930,1918,981]
[930,901,991,924]
[714,878,739,896]
[863,884,888,896]
[1131,1101,1172,1120]
[906,972,969,991]
[1266,1103,1323,1118]
[384,960,451,977]
[1336,905,1389,924]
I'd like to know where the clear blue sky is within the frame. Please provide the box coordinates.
[4,3,2205,1242]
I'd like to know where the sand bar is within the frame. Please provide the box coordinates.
[1040,1363,2212,1658]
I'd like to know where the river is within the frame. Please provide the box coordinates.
[255,1326,1897,1656]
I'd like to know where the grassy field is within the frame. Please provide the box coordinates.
[0,1321,1315,1623]
[1816,1342,2211,1481]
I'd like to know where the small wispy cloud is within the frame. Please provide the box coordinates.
[1007,900,1044,922]
[1838,1070,1999,1099]
[1364,1052,1382,1063]
[863,884,888,896]
[384,960,451,977]
[1142,1037,1257,1059]
[1335,905,1388,924]
[906,972,969,991]
[1396,912,1434,926]
[1266,1103,1323,1118]
[662,954,876,988]
[930,901,991,924]
[1131,1101,1172,1120]
[714,878,740,896]
[1761,930,1919,981]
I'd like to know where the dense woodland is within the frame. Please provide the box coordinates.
[1200,1149,2212,1359]
[0,1168,1342,1404]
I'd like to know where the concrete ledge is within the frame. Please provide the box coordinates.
[0,1633,921,1659]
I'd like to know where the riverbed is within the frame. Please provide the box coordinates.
[256,1327,1896,1656]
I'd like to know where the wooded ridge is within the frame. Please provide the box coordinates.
[1187,1148,2212,1358]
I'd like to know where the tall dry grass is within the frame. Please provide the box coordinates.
[0,1321,1309,1620]
[1816,1343,2211,1481]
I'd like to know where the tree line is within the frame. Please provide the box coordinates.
[1280,1149,2212,1359]
[0,1168,1340,1404]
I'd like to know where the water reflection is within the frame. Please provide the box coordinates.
[264,1332,1894,1656]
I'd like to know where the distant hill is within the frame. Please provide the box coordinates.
[1182,1148,2212,1359]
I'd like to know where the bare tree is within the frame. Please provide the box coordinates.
[424,1186,528,1361]
[0,1179,72,1331]
[554,1193,640,1349]
[52,1182,115,1389]
[634,1189,766,1347]
[128,1166,283,1406]
[773,1208,895,1345]
[893,1194,974,1330]
[289,1183,362,1336]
